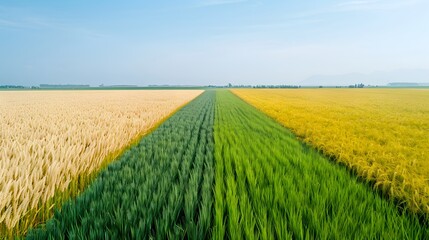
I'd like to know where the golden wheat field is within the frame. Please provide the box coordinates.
[233,88,429,217]
[0,90,202,236]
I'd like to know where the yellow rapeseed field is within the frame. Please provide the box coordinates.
[0,90,202,237]
[233,88,429,217]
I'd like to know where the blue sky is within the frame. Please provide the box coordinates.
[1,0,428,86]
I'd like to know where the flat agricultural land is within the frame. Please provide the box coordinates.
[0,90,202,236]
[213,90,427,239]
[27,90,216,239]
[233,89,429,217]
[2,89,429,239]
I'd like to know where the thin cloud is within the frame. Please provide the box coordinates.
[0,18,22,28]
[337,1,380,7]
[196,0,249,7]
[0,16,54,30]
[0,6,107,38]
[244,18,324,31]
[277,0,423,22]
[334,0,422,12]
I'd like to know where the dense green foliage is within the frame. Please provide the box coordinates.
[213,90,428,239]
[27,91,215,239]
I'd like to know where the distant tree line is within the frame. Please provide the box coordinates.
[39,84,90,88]
[207,84,301,88]
[253,85,301,89]
[208,83,370,89]
[0,85,25,89]
[348,83,365,88]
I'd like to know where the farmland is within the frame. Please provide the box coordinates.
[1,89,428,239]
[233,89,429,218]
[214,90,427,239]
[27,91,215,239]
[0,90,203,237]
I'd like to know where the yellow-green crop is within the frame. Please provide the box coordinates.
[233,88,429,218]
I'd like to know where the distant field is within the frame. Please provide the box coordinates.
[233,89,429,217]
[0,90,202,237]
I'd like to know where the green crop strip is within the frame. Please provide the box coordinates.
[213,90,428,239]
[27,91,215,239]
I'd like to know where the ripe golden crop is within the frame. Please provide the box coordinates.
[0,90,202,236]
[233,89,429,217]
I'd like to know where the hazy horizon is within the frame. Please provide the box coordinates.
[1,1,429,86]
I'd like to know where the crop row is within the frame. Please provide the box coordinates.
[213,90,427,239]
[26,91,215,239]
[0,90,203,237]
[232,89,429,218]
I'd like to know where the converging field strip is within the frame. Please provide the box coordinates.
[214,90,428,239]
[27,91,215,239]
[0,90,203,238]
[232,88,429,218]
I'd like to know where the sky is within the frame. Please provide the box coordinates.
[1,0,429,86]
